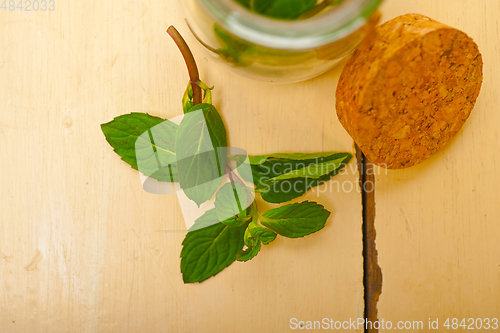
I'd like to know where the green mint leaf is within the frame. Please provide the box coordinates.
[249,152,345,164]
[262,0,317,19]
[260,201,330,238]
[227,153,254,183]
[258,177,322,203]
[234,0,250,8]
[250,152,352,203]
[181,221,248,283]
[252,153,350,186]
[215,183,249,220]
[214,25,255,67]
[182,83,194,114]
[250,0,273,13]
[183,82,214,113]
[185,103,227,147]
[236,239,261,262]
[270,156,348,181]
[236,0,317,19]
[243,223,257,247]
[215,183,253,227]
[188,208,219,232]
[220,215,251,227]
[101,113,179,182]
[197,81,214,105]
[236,224,262,262]
[236,223,276,262]
[250,227,277,245]
[175,103,228,206]
[234,0,343,20]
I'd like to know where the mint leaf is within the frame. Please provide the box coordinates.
[236,223,276,262]
[227,153,254,183]
[182,82,194,114]
[250,0,273,13]
[250,152,352,203]
[260,201,330,238]
[101,113,178,182]
[234,0,250,8]
[245,223,277,246]
[261,0,317,19]
[215,183,252,226]
[182,81,214,113]
[270,156,348,180]
[250,227,277,245]
[236,239,261,262]
[215,183,249,218]
[249,152,344,164]
[235,0,317,19]
[188,208,219,232]
[175,103,228,206]
[181,221,248,283]
[214,25,255,66]
[219,216,250,227]
[251,153,350,185]
[243,223,257,246]
[236,224,261,262]
[185,103,227,147]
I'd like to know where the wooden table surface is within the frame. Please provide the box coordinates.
[376,1,500,330]
[0,0,498,332]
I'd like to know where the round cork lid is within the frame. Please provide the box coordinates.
[336,14,483,169]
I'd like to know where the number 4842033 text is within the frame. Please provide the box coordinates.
[1,0,55,11]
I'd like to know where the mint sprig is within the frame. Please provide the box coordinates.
[100,26,352,283]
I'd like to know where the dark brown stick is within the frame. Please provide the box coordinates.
[356,145,382,333]
[167,26,202,106]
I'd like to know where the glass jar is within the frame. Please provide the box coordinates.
[182,0,382,83]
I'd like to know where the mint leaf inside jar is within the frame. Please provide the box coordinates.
[234,0,345,20]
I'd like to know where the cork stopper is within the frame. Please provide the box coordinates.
[336,14,483,169]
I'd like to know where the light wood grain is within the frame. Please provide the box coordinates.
[0,1,363,332]
[375,0,500,331]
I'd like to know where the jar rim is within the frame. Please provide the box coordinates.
[196,0,383,50]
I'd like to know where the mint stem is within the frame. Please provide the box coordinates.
[225,164,256,208]
[256,210,270,223]
[225,164,245,188]
[167,26,202,106]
